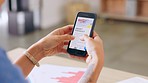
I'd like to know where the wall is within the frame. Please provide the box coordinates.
[34,0,100,29]
[86,0,100,14]
[41,0,66,29]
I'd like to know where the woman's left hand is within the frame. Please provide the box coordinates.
[39,25,74,56]
[28,25,74,61]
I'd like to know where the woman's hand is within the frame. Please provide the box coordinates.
[82,32,104,82]
[69,32,104,65]
[27,25,74,61]
[70,32,104,83]
[39,25,75,56]
[16,25,74,77]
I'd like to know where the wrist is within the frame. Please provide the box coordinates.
[27,42,45,62]
[89,51,104,67]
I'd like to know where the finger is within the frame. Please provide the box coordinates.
[79,36,84,41]
[81,34,92,42]
[64,41,69,45]
[93,31,98,38]
[79,31,97,41]
[94,35,102,43]
[59,34,75,41]
[86,55,92,64]
[60,48,67,53]
[60,25,74,34]
[69,55,87,61]
[68,55,74,58]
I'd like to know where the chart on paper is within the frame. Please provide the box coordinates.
[28,64,86,83]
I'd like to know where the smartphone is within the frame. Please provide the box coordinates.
[67,12,97,57]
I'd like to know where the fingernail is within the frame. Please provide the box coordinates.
[84,34,89,37]
[79,36,83,39]
[71,36,75,39]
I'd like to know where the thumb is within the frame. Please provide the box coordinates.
[80,34,92,42]
[59,34,75,41]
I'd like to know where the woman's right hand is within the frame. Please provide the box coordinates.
[80,32,104,83]
[70,32,104,65]
[70,32,104,83]
[82,32,104,65]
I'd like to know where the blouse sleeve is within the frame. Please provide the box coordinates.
[0,48,28,83]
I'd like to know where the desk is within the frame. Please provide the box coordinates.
[7,48,148,83]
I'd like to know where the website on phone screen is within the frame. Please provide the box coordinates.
[69,17,94,51]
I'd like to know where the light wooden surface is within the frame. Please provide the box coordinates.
[7,48,148,83]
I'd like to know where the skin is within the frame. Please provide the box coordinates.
[16,25,75,77]
[82,34,104,82]
[71,33,104,82]
[0,1,104,82]
[16,25,104,83]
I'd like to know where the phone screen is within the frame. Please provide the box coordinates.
[69,17,94,51]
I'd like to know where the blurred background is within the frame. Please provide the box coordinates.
[0,0,148,77]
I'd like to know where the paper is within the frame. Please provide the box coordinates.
[118,77,148,83]
[27,64,86,83]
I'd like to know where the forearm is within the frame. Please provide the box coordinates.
[78,63,96,83]
[88,60,104,83]
[15,55,35,77]
[79,61,103,83]
[79,51,104,83]
[88,51,104,83]
[15,43,44,77]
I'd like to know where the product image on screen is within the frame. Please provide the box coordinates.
[69,17,94,51]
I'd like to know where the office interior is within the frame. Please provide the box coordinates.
[0,0,148,77]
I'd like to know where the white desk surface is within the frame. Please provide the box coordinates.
[7,48,148,83]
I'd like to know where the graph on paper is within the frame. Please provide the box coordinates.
[28,64,86,83]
